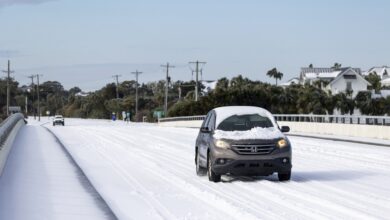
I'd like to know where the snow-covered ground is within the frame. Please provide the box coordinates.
[38,118,390,220]
[0,121,115,220]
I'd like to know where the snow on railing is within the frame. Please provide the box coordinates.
[0,113,25,149]
[158,115,206,123]
[274,114,390,126]
[0,113,25,175]
[158,114,390,126]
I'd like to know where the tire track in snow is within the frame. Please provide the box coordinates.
[127,128,389,219]
[81,129,261,220]
[89,128,334,220]
[49,123,390,220]
[127,131,369,220]
[71,128,179,220]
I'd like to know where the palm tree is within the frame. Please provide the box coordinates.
[332,63,342,70]
[266,68,284,86]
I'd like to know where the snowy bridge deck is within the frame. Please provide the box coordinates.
[1,118,390,220]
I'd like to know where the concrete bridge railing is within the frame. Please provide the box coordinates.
[158,114,390,140]
[0,113,26,176]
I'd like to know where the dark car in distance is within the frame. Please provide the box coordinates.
[195,106,292,182]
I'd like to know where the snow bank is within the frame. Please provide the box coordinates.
[213,127,284,140]
[214,106,277,128]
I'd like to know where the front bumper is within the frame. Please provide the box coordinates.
[212,157,291,176]
[210,143,292,176]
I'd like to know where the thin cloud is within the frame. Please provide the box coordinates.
[0,0,56,8]
[0,50,20,57]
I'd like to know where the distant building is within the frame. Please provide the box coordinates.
[299,67,370,98]
[280,77,299,87]
[362,66,390,87]
[382,78,390,87]
[372,90,390,99]
[75,92,90,97]
[201,80,217,94]
[9,106,22,114]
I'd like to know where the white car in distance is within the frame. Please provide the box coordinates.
[53,115,65,126]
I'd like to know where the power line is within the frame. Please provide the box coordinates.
[2,60,15,116]
[112,74,122,99]
[189,60,206,101]
[161,62,175,117]
[131,70,142,120]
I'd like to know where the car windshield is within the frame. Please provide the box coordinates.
[217,114,274,131]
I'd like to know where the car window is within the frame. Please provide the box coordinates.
[201,112,212,128]
[208,112,216,130]
[217,114,274,131]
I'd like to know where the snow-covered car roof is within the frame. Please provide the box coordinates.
[54,115,63,118]
[213,106,277,128]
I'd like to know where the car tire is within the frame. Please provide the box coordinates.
[53,123,55,126]
[278,170,291,181]
[196,149,206,176]
[207,152,221,182]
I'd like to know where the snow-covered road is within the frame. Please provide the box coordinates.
[44,119,390,220]
[0,122,116,220]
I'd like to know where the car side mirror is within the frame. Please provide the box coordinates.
[200,127,211,133]
[281,126,290,133]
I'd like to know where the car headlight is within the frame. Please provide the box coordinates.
[277,139,288,148]
[214,140,230,149]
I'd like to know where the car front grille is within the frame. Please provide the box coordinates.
[231,143,276,155]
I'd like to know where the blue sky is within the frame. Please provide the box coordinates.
[0,0,389,91]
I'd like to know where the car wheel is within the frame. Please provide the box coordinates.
[53,123,55,126]
[278,170,291,181]
[196,148,206,176]
[207,152,221,182]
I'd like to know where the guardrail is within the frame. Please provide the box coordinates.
[274,114,390,126]
[159,114,390,126]
[0,113,26,176]
[158,114,390,139]
[158,115,206,123]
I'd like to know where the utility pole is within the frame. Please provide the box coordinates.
[25,96,28,115]
[36,74,43,121]
[28,75,35,118]
[2,60,14,116]
[131,70,142,120]
[189,60,206,101]
[112,74,121,99]
[178,85,182,100]
[161,62,175,116]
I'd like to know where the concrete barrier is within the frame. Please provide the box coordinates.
[158,120,203,128]
[158,119,390,140]
[0,114,25,176]
[278,121,390,140]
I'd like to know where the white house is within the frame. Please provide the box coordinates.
[300,67,371,98]
[363,66,390,87]
[382,78,390,87]
[280,77,300,87]
[201,80,217,94]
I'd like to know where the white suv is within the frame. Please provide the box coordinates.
[53,115,65,126]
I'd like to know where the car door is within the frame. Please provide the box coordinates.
[198,111,216,166]
[198,112,212,165]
